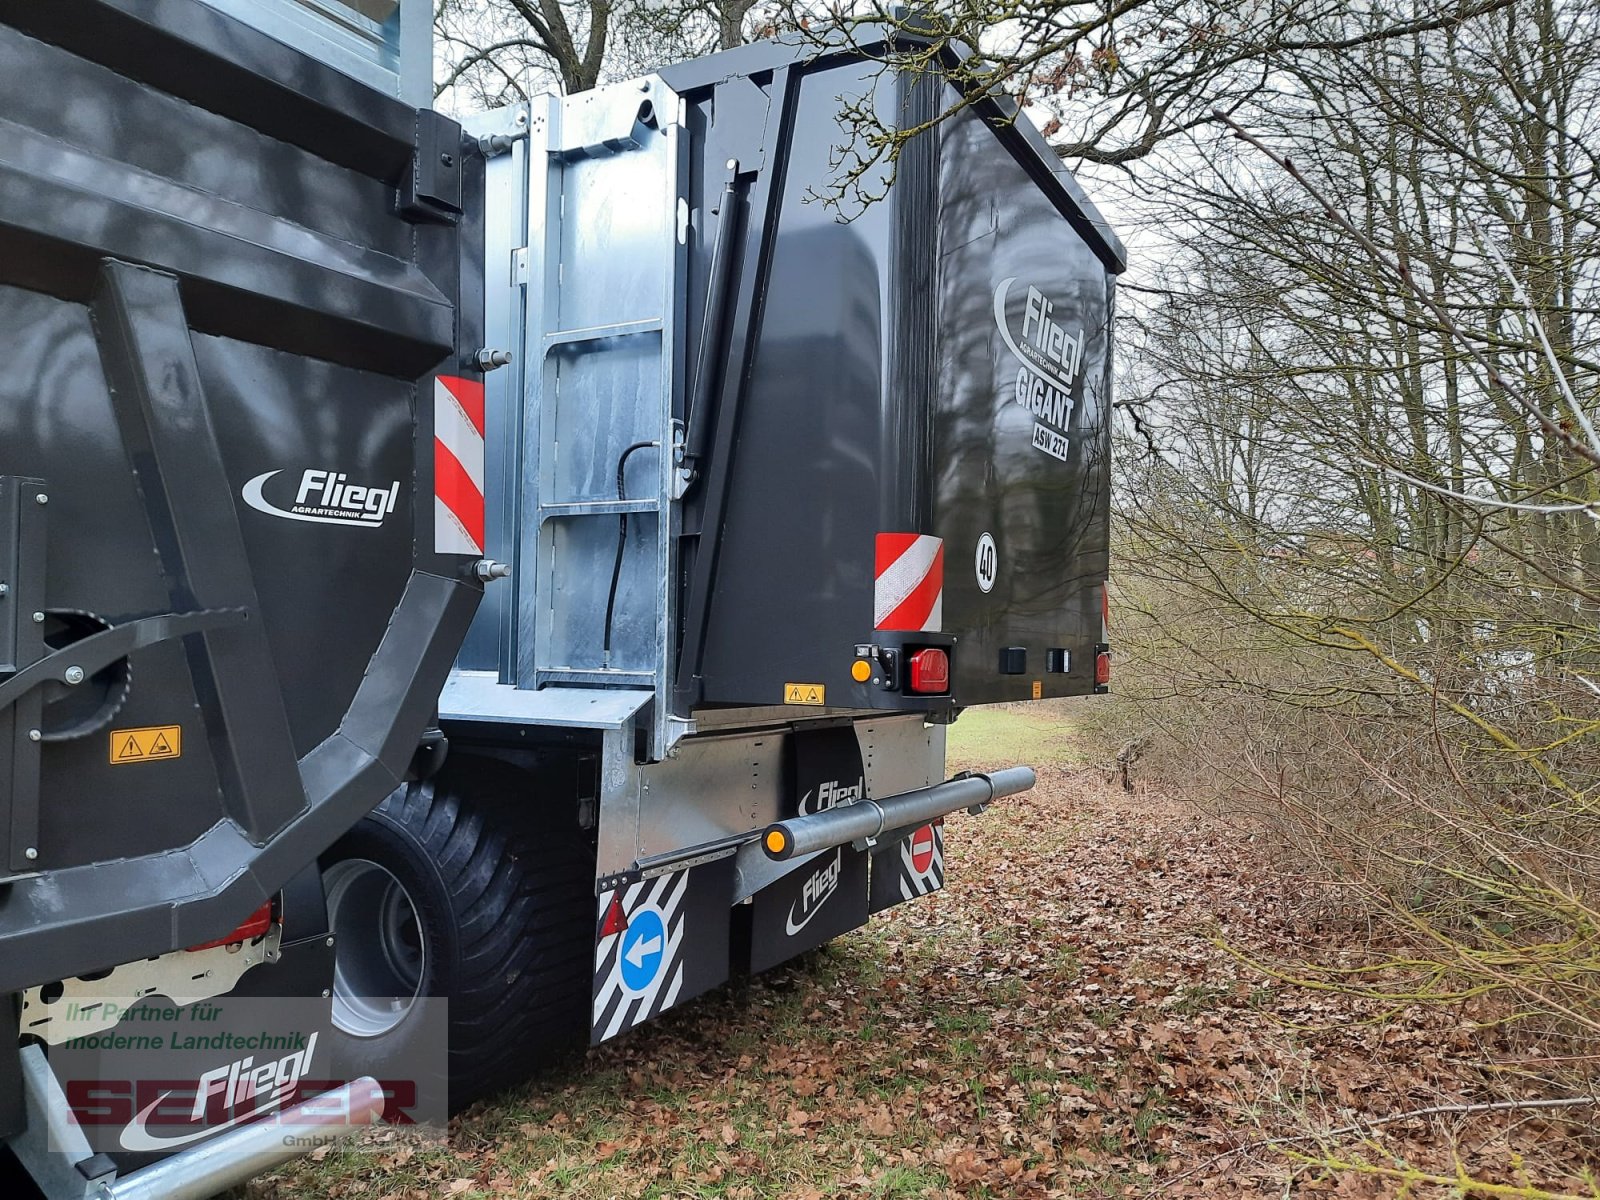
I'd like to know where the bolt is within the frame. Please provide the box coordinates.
[27,729,40,742]
[321,989,331,999]
[325,936,335,947]
[476,130,527,156]
[34,493,46,505]
[31,611,43,623]
[0,583,8,595]
[475,348,514,371]
[440,151,454,168]
[63,665,84,685]
[23,847,37,861]
[474,559,512,582]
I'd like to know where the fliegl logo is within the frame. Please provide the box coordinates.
[243,468,401,529]
[786,848,843,936]
[993,277,1083,463]
[798,776,865,816]
[114,1033,320,1152]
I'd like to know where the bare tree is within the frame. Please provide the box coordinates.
[760,0,1515,212]
[435,0,610,102]
[434,0,770,108]
[1088,1,1600,1163]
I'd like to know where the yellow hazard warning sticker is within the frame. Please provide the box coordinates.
[109,725,182,765]
[783,683,826,706]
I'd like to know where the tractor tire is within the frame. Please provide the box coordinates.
[319,756,594,1112]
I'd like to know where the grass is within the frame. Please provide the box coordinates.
[1132,1089,1170,1144]
[944,700,1085,771]
[872,1165,950,1197]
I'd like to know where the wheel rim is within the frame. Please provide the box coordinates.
[323,858,426,1038]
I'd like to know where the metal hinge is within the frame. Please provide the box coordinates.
[512,247,530,287]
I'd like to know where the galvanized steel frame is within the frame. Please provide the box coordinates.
[593,712,945,882]
[464,79,691,760]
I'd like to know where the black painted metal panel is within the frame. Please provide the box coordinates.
[929,106,1115,704]
[94,263,308,843]
[685,54,1117,712]
[0,0,482,989]
[0,478,45,880]
[0,996,19,1141]
[0,0,419,180]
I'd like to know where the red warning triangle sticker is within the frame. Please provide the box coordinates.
[598,891,629,939]
[117,736,144,760]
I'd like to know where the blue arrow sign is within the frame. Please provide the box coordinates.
[619,908,665,993]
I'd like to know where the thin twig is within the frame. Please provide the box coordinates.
[1352,457,1598,515]
[1146,1096,1600,1196]
[1477,235,1599,454]
[1306,1094,1599,1141]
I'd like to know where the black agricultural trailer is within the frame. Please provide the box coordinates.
[0,1,1122,1195]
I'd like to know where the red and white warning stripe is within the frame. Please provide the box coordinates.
[874,533,943,632]
[434,375,485,556]
[899,822,944,901]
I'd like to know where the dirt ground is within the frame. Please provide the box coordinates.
[252,709,1596,1199]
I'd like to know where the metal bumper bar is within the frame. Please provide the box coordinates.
[104,1077,388,1200]
[760,766,1036,861]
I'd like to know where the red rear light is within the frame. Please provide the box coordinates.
[1095,650,1111,687]
[908,647,950,694]
[187,900,273,952]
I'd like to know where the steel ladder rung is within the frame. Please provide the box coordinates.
[544,318,663,349]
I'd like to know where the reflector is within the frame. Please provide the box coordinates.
[187,900,273,952]
[908,647,950,694]
[598,890,629,939]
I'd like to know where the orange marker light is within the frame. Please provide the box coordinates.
[851,659,872,682]
[765,829,787,855]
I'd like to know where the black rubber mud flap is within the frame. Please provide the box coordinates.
[745,844,869,975]
[738,722,871,975]
[869,820,946,914]
[592,858,734,1046]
